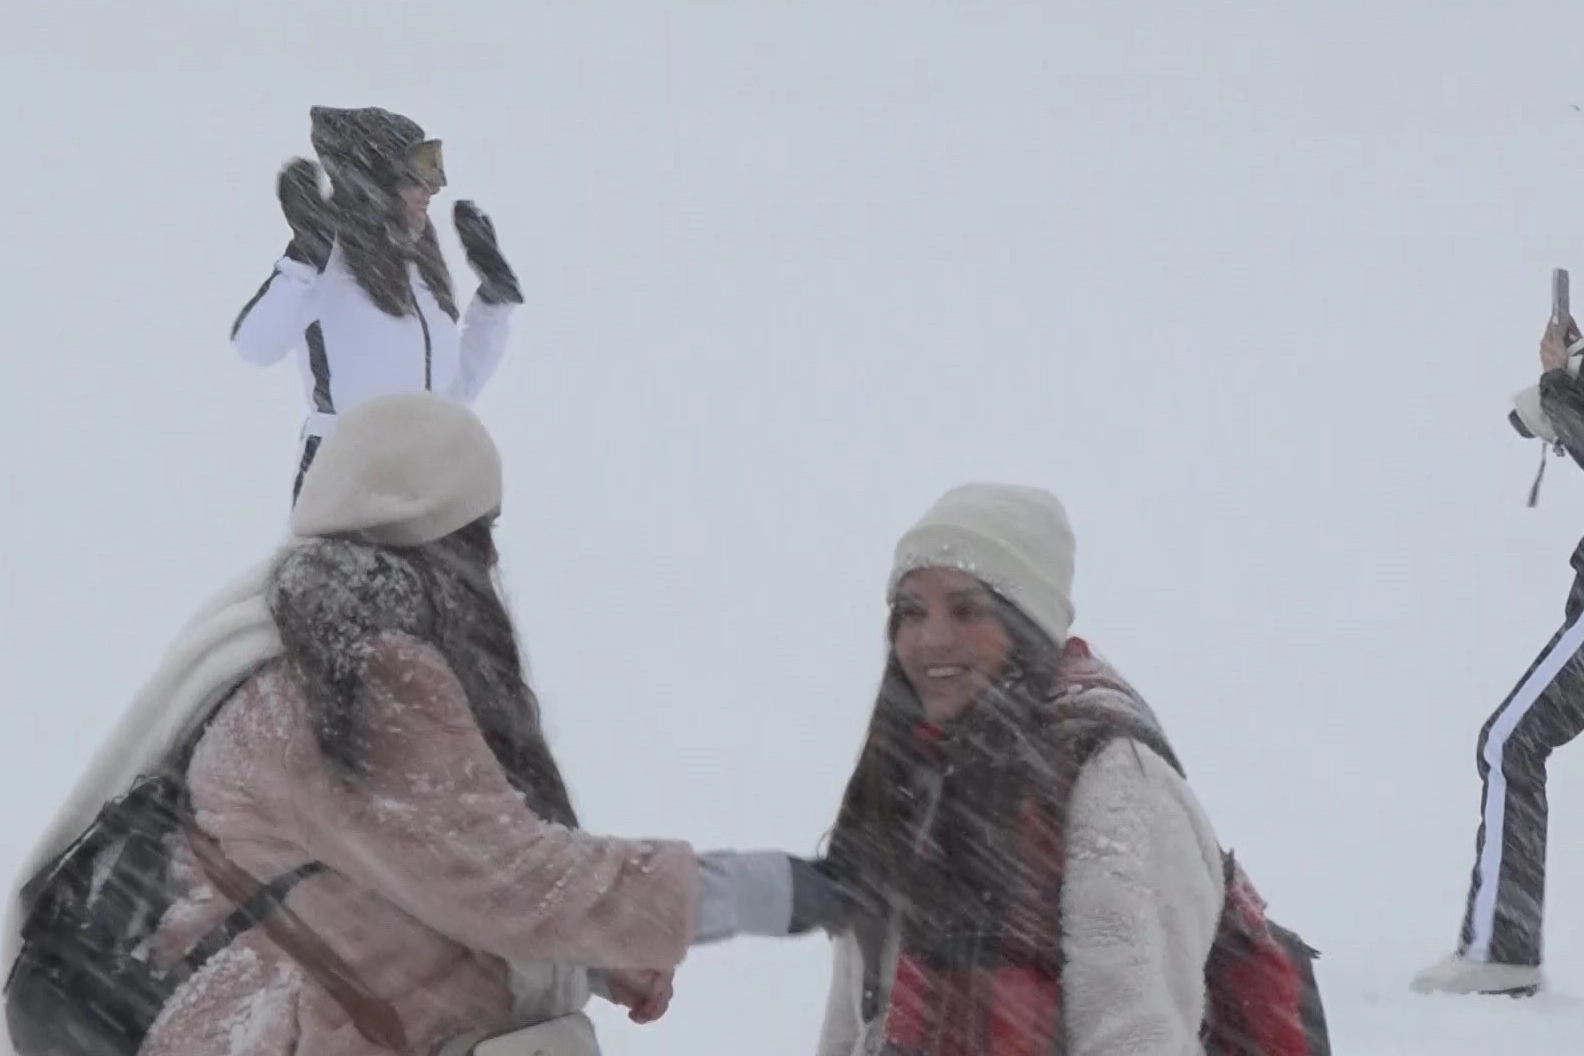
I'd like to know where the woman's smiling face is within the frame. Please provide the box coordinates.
[891,567,1013,724]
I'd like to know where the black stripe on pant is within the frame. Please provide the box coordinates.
[1457,610,1584,966]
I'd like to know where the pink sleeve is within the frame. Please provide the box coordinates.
[290,632,698,971]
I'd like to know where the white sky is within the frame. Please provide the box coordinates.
[9,2,1584,1052]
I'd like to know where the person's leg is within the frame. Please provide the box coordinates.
[1414,612,1584,994]
[1458,614,1584,968]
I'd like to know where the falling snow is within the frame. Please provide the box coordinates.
[11,3,1584,1055]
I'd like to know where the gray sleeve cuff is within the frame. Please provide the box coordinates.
[586,969,612,1001]
[692,850,795,946]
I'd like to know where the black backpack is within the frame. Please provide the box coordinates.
[3,719,321,1056]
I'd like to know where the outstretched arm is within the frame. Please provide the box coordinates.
[292,630,701,972]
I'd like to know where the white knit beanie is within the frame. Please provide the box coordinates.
[289,392,503,547]
[886,482,1076,648]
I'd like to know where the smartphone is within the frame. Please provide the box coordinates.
[1554,267,1570,324]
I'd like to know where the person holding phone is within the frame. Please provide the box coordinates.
[229,105,525,502]
[1413,303,1584,997]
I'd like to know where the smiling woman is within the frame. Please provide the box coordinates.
[812,483,1265,1056]
[17,3,1584,1053]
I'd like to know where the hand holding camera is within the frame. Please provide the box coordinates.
[1542,267,1582,375]
[1542,315,1582,375]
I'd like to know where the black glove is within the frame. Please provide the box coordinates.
[453,200,523,305]
[277,158,335,270]
[788,856,855,935]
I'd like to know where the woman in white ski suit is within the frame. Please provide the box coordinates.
[230,105,523,501]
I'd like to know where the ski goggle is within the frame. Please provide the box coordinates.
[404,139,446,193]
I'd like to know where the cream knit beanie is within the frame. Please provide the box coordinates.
[886,482,1076,648]
[289,392,503,547]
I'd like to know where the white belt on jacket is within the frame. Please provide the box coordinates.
[301,410,338,441]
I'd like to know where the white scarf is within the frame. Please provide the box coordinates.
[1,545,293,975]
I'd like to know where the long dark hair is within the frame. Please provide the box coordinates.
[332,184,459,323]
[822,590,1063,916]
[265,519,576,827]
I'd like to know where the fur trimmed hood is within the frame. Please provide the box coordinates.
[266,537,437,687]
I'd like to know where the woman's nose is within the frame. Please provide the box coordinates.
[917,613,955,649]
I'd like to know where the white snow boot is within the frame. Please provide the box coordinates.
[1410,952,1544,996]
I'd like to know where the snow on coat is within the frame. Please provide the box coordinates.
[137,628,698,1056]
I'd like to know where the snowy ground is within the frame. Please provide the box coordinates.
[9,2,1584,1053]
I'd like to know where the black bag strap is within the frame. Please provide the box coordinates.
[161,678,331,986]
[165,676,409,1051]
[180,860,326,975]
[184,819,408,1052]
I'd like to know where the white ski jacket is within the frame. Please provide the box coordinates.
[231,240,514,446]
